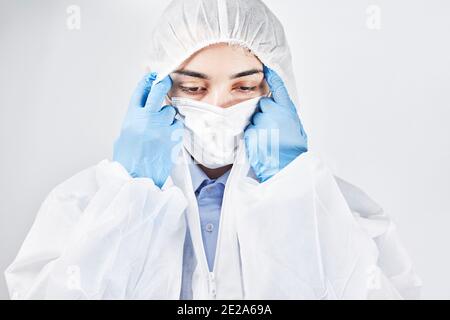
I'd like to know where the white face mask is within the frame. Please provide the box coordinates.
[170,96,264,169]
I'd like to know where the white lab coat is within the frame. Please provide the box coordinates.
[4,141,422,299]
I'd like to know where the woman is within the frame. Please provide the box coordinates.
[4,0,421,299]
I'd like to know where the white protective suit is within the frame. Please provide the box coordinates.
[5,0,422,299]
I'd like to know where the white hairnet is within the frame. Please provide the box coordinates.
[147,0,300,107]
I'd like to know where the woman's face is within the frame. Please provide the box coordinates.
[167,42,270,108]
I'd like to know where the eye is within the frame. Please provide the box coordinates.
[236,86,257,93]
[179,85,206,95]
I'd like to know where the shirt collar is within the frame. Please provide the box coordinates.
[187,156,231,193]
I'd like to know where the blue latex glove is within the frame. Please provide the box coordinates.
[244,66,308,183]
[113,72,183,188]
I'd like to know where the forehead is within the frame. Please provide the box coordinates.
[176,42,263,78]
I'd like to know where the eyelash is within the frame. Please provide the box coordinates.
[179,85,257,95]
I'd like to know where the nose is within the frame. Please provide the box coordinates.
[202,86,236,108]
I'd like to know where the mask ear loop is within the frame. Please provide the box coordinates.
[166,93,185,122]
[165,93,173,105]
[165,74,175,106]
[263,76,272,98]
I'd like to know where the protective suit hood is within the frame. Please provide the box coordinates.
[147,0,300,107]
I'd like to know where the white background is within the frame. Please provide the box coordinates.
[1,0,449,299]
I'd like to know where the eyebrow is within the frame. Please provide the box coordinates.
[172,68,263,80]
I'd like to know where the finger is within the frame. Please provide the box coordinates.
[244,124,257,145]
[250,111,264,126]
[145,75,172,113]
[171,118,184,130]
[158,105,177,123]
[244,125,258,162]
[130,72,158,108]
[263,65,294,108]
[258,97,277,113]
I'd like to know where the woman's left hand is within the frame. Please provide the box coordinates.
[244,66,308,182]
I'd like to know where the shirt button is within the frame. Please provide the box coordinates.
[205,223,214,232]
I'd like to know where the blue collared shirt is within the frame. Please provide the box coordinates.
[179,159,231,299]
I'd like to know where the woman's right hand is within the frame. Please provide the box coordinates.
[113,72,184,188]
